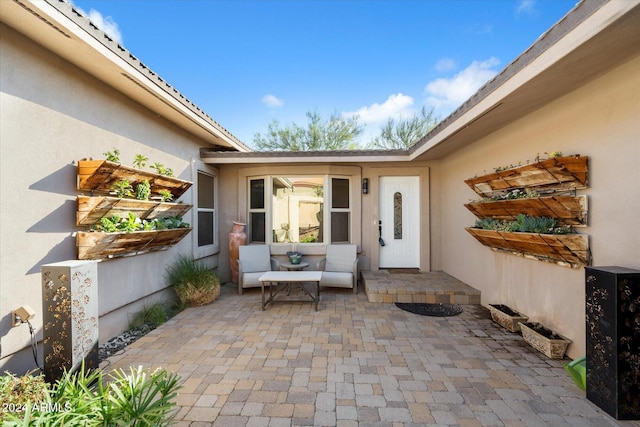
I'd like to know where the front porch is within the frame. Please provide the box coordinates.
[362,270,481,304]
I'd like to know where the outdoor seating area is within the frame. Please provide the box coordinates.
[100,283,632,426]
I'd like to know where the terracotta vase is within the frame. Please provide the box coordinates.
[229,222,247,283]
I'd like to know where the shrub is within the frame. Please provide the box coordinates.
[129,303,170,330]
[2,364,181,426]
[166,255,221,308]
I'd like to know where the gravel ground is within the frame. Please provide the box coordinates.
[98,323,155,361]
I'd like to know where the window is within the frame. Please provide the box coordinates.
[249,175,351,244]
[249,178,266,242]
[197,172,215,247]
[330,178,350,243]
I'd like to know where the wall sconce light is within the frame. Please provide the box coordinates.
[362,178,369,194]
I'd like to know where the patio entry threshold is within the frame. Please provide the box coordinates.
[362,270,481,304]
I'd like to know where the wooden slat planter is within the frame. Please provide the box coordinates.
[77,228,192,260]
[464,155,588,198]
[77,160,192,199]
[464,195,588,226]
[77,196,192,226]
[465,227,589,268]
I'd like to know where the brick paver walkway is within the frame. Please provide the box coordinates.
[102,284,636,426]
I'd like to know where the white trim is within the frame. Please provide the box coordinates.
[191,159,219,259]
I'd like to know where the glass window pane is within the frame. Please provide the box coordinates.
[331,212,349,243]
[299,200,323,243]
[250,179,264,209]
[198,172,214,209]
[272,178,291,243]
[394,192,402,239]
[331,178,349,208]
[198,212,214,246]
[250,212,266,242]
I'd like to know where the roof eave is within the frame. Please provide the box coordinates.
[409,0,640,161]
[0,0,250,152]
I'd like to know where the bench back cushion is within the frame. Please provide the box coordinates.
[239,245,271,273]
[325,245,356,272]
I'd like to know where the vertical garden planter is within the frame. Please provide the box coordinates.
[465,228,589,268]
[464,155,588,198]
[76,159,193,261]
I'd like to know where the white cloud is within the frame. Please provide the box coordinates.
[342,93,414,125]
[516,0,537,15]
[261,94,284,108]
[424,57,500,115]
[87,9,123,44]
[70,2,123,44]
[434,58,456,73]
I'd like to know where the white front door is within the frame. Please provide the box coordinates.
[379,176,420,268]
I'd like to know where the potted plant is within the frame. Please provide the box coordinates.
[519,321,572,359]
[287,242,302,264]
[488,304,528,333]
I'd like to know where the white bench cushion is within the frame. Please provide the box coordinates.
[320,271,353,288]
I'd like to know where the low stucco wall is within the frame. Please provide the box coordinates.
[437,55,640,359]
[0,25,218,373]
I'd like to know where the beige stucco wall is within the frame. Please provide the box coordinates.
[216,161,439,285]
[437,55,640,359]
[0,24,219,373]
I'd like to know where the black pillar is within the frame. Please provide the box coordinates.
[585,266,640,420]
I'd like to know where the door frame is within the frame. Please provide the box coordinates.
[366,167,430,272]
[378,176,420,268]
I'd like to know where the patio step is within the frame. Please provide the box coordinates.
[362,270,481,304]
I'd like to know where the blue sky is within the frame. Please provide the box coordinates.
[70,0,577,148]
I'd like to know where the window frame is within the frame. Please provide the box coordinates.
[248,174,353,246]
[192,163,219,259]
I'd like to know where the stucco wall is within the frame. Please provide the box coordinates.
[216,161,439,284]
[437,55,640,359]
[0,25,218,373]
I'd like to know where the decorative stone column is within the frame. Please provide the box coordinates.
[229,222,247,283]
[42,260,98,382]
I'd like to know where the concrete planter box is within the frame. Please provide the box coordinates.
[488,304,528,333]
[519,321,571,359]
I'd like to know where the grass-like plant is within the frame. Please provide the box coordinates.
[2,364,181,426]
[166,254,221,308]
[129,303,170,330]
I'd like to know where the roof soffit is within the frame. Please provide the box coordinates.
[410,0,640,161]
[0,0,250,152]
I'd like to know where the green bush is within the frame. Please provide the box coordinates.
[129,303,171,330]
[2,364,181,426]
[165,255,221,308]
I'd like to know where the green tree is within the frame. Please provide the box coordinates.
[368,106,440,150]
[253,111,363,151]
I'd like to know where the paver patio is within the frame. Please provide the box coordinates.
[102,283,638,427]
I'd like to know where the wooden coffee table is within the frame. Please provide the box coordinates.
[259,271,322,311]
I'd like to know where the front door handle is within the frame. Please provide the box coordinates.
[378,221,386,246]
